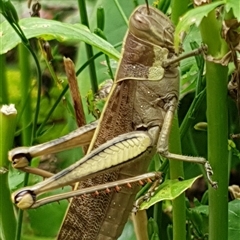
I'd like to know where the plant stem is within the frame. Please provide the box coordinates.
[113,0,128,25]
[200,8,229,240]
[26,44,42,141]
[206,61,228,240]
[170,1,188,239]
[77,0,98,94]
[18,44,32,146]
[14,43,35,240]
[0,174,16,240]
[169,116,186,240]
[0,54,8,104]
[171,0,189,25]
[0,105,17,240]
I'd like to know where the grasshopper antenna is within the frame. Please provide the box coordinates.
[145,0,150,15]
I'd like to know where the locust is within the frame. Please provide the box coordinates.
[9,4,217,240]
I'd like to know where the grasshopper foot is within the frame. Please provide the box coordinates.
[132,173,163,213]
[132,191,153,213]
[204,162,218,189]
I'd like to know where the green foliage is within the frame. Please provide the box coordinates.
[139,176,202,210]
[0,17,120,59]
[174,1,225,51]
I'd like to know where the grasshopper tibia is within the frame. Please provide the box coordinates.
[12,172,162,209]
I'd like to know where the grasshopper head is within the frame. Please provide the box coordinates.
[129,5,175,53]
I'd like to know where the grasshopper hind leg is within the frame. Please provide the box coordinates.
[156,97,218,188]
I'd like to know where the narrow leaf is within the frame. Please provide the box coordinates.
[0,17,120,60]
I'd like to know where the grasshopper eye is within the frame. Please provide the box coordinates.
[132,12,149,31]
[135,13,145,24]
[166,27,174,34]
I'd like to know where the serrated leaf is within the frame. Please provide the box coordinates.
[139,175,202,210]
[226,0,240,22]
[174,1,225,51]
[0,17,120,60]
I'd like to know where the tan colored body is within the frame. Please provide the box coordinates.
[58,6,178,240]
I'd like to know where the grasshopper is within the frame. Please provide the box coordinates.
[9,4,217,240]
